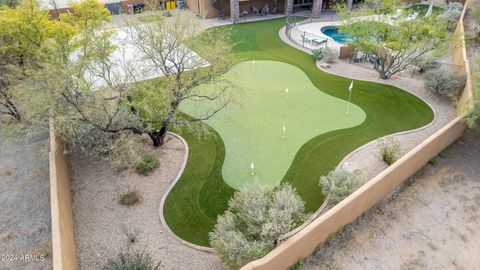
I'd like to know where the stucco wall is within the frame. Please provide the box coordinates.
[241,117,466,270]
[241,1,472,269]
[49,1,472,269]
[188,0,285,18]
[49,123,78,270]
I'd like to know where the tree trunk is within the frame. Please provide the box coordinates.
[148,125,168,147]
[380,73,389,80]
[0,101,21,121]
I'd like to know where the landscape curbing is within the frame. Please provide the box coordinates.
[158,132,216,253]
[315,64,439,170]
[159,24,440,252]
[280,24,441,174]
[241,2,472,269]
[50,5,472,268]
[157,131,327,251]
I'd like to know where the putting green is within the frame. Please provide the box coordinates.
[181,60,366,189]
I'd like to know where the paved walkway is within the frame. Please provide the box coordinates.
[303,126,480,269]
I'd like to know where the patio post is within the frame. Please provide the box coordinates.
[284,0,293,15]
[230,0,240,23]
[312,0,323,18]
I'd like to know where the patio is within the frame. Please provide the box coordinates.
[207,11,286,26]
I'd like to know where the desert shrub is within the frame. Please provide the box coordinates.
[378,138,401,165]
[418,60,441,73]
[464,101,480,128]
[103,249,160,270]
[136,154,158,175]
[428,159,437,166]
[474,4,480,30]
[439,9,461,31]
[319,170,362,205]
[322,47,339,63]
[311,48,324,61]
[423,68,467,97]
[109,134,143,170]
[122,225,140,244]
[209,184,306,269]
[118,190,141,206]
[311,47,338,63]
[416,53,441,73]
[444,2,463,12]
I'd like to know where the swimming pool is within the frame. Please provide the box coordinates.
[321,26,349,43]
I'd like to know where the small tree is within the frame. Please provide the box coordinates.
[209,184,306,269]
[0,60,21,121]
[423,68,467,97]
[337,0,448,79]
[0,0,75,122]
[319,170,362,205]
[311,48,324,61]
[123,13,234,146]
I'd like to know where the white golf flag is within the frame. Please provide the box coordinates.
[348,81,353,92]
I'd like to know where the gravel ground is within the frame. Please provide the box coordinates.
[71,134,224,270]
[303,126,480,269]
[321,60,457,180]
[0,129,52,270]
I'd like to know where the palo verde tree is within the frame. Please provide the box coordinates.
[121,12,234,146]
[337,0,448,79]
[0,0,72,121]
[26,10,233,164]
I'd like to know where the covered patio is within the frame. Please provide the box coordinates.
[228,0,352,23]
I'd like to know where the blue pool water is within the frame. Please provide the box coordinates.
[321,26,349,43]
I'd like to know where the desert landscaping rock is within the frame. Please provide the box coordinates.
[0,130,52,270]
[321,60,457,181]
[303,127,480,269]
[71,134,224,270]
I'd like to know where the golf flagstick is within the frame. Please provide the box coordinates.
[346,81,353,115]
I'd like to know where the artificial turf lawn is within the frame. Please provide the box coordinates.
[181,60,366,189]
[163,17,434,246]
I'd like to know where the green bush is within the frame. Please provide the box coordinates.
[378,138,401,165]
[319,170,362,205]
[428,159,437,166]
[136,154,158,175]
[464,101,480,128]
[423,68,467,97]
[311,47,338,63]
[439,9,461,32]
[118,190,141,206]
[103,249,160,270]
[322,47,339,63]
[209,184,306,269]
[311,48,324,61]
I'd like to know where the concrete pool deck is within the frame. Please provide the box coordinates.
[294,20,344,50]
[290,15,400,50]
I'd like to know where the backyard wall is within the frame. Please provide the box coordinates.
[49,123,78,270]
[241,1,473,269]
[49,1,473,269]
